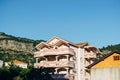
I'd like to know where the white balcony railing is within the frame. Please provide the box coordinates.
[84,51,96,58]
[34,48,75,57]
[34,61,74,68]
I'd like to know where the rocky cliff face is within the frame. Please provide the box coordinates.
[0,32,44,54]
[0,39,34,53]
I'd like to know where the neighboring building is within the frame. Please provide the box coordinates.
[5,60,27,68]
[0,60,3,67]
[87,51,120,80]
[34,36,99,80]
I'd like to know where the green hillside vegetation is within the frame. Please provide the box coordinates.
[0,53,35,64]
[97,44,120,59]
[100,44,120,52]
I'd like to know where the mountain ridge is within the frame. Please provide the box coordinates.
[0,32,45,54]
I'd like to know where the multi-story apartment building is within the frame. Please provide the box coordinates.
[34,36,99,80]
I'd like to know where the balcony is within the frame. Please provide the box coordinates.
[34,61,74,68]
[84,51,96,58]
[34,48,75,57]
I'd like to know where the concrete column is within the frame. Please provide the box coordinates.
[36,58,38,63]
[55,68,58,74]
[45,58,48,61]
[78,48,85,80]
[56,56,59,61]
[66,55,69,61]
[66,68,69,74]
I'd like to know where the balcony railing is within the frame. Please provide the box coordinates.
[34,61,74,68]
[84,51,96,58]
[34,48,75,57]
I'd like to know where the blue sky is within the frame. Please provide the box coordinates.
[0,0,120,48]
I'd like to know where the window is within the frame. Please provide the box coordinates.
[113,56,120,60]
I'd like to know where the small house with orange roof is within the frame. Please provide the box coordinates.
[5,59,27,68]
[87,51,120,80]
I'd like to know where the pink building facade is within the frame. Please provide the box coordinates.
[34,36,99,80]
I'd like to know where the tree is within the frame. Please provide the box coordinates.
[0,67,12,80]
[13,76,23,80]
[9,63,22,79]
[27,67,54,80]
[20,68,30,80]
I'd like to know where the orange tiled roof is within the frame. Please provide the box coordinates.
[12,60,26,64]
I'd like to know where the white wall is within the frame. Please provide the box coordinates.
[0,60,3,67]
[91,67,120,80]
